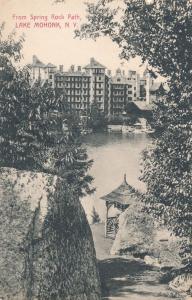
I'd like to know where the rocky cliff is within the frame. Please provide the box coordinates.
[0,168,101,300]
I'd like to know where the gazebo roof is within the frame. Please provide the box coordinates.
[100,175,141,206]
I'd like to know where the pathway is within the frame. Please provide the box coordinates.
[91,223,184,300]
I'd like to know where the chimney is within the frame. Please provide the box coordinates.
[59,65,64,72]
[32,55,37,64]
[90,57,95,64]
[116,68,121,75]
[122,70,125,76]
[107,70,111,76]
[77,66,81,72]
[71,65,75,72]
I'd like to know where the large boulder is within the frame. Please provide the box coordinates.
[111,200,182,269]
[0,168,101,300]
[110,202,155,257]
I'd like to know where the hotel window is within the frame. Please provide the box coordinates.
[128,91,132,94]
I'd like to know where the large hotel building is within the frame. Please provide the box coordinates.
[29,55,161,117]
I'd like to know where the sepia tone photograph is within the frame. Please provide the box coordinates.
[0,0,191,299]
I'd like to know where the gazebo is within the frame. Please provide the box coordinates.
[100,174,140,239]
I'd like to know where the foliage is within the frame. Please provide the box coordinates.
[91,206,101,224]
[77,0,192,265]
[0,24,98,299]
[0,24,94,197]
[76,0,192,82]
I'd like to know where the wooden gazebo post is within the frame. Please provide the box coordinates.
[105,201,109,238]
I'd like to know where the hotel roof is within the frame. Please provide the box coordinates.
[32,55,46,68]
[46,63,57,68]
[84,57,106,69]
[32,56,56,69]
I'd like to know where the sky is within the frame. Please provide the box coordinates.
[0,0,145,75]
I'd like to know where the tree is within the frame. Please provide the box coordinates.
[91,206,101,224]
[0,23,98,299]
[77,0,192,269]
[0,23,94,197]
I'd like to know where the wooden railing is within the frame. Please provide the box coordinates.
[106,216,119,239]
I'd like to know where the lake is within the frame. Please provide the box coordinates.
[81,132,151,223]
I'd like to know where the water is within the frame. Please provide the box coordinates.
[81,132,151,223]
[84,133,184,300]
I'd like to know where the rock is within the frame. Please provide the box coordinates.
[110,200,183,269]
[169,274,192,293]
[0,168,101,300]
[144,255,162,267]
[151,228,183,268]
[110,202,155,256]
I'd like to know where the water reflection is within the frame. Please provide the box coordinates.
[83,132,149,148]
[81,132,151,223]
